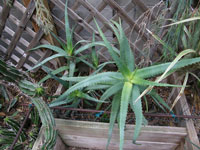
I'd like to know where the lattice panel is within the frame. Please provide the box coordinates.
[0,0,160,70]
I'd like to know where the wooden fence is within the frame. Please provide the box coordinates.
[0,0,160,70]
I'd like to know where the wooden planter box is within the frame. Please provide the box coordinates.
[33,119,188,150]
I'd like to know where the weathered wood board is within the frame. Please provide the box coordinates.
[33,119,187,150]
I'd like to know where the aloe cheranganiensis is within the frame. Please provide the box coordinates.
[29,0,110,110]
[52,19,200,149]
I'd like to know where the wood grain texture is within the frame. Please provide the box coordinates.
[172,73,200,150]
[0,1,13,36]
[55,119,186,150]
[6,0,35,59]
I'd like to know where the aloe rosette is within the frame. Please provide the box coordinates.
[50,19,200,150]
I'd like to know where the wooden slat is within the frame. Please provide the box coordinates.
[62,135,178,150]
[105,0,148,41]
[55,119,187,150]
[172,74,200,150]
[0,1,13,36]
[131,0,156,20]
[76,0,142,59]
[50,0,99,36]
[16,28,44,68]
[32,126,66,150]
[1,27,37,64]
[0,45,32,70]
[75,1,107,34]
[6,0,35,59]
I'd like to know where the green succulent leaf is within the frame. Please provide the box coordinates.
[29,44,67,56]
[94,19,131,78]
[64,0,73,52]
[106,92,121,150]
[29,53,65,71]
[55,72,121,102]
[119,82,133,150]
[132,77,183,87]
[135,57,200,79]
[42,66,68,88]
[130,85,143,144]
[51,32,67,50]
[39,66,68,84]
[101,82,123,101]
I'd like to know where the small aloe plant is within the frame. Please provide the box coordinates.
[29,0,107,78]
[52,19,200,150]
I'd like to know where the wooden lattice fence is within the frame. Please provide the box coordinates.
[0,0,160,70]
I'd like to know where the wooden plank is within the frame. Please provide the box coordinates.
[0,45,32,70]
[55,119,186,149]
[55,119,187,133]
[22,0,63,68]
[54,119,186,150]
[16,28,44,68]
[0,5,57,70]
[32,126,66,150]
[62,135,178,150]
[104,0,148,41]
[6,0,35,59]
[50,0,99,36]
[3,25,43,57]
[76,0,141,59]
[0,27,38,64]
[58,126,186,143]
[172,73,200,150]
[0,1,13,36]
[74,1,107,34]
[131,0,156,20]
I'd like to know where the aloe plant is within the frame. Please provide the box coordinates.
[29,0,111,110]
[51,19,200,150]
[29,0,107,79]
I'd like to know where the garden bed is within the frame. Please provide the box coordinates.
[32,119,187,150]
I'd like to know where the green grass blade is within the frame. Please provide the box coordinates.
[106,93,121,150]
[91,33,99,68]
[129,85,143,143]
[163,17,200,27]
[147,29,174,52]
[120,82,133,150]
